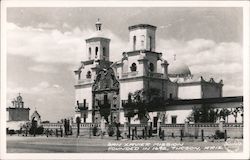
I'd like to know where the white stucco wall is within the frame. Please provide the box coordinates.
[75,86,92,110]
[78,64,95,82]
[165,110,192,124]
[7,121,29,130]
[178,84,201,99]
[120,80,144,100]
[165,81,178,99]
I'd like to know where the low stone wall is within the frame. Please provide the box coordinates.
[41,122,148,137]
[41,122,243,138]
[160,123,243,138]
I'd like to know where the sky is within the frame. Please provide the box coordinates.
[6,7,243,122]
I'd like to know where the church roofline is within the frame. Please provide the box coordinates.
[6,107,30,110]
[128,24,157,31]
[178,81,223,86]
[126,50,162,56]
[85,37,110,42]
[165,96,243,106]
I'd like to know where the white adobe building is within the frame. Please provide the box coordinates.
[74,20,242,126]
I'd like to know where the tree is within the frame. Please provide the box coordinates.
[123,88,164,123]
[232,106,243,123]
[219,108,231,123]
[190,104,219,123]
[98,101,111,123]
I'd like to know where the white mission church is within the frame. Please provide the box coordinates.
[73,20,243,126]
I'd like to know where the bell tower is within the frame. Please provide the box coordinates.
[85,19,110,61]
[128,24,156,52]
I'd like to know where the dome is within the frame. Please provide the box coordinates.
[88,30,109,39]
[86,19,110,40]
[168,59,191,77]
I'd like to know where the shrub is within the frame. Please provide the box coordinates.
[107,125,114,137]
[29,126,44,135]
[8,129,16,135]
[215,130,225,139]
[36,126,44,135]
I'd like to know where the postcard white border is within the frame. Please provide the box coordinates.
[1,1,249,159]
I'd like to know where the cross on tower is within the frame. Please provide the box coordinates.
[95,18,102,31]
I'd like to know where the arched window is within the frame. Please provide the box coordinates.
[86,71,91,79]
[149,36,152,51]
[149,62,154,72]
[133,36,136,51]
[103,47,106,56]
[130,63,137,72]
[88,47,92,60]
[95,47,98,58]
[141,35,145,49]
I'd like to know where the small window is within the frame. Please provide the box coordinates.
[130,63,137,72]
[95,47,98,58]
[86,71,91,79]
[171,116,177,124]
[169,93,173,100]
[88,47,91,60]
[103,47,106,56]
[133,36,136,50]
[149,63,154,72]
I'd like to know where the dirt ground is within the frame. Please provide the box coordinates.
[6,135,243,153]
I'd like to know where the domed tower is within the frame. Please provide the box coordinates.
[74,19,120,123]
[85,19,110,61]
[168,55,192,81]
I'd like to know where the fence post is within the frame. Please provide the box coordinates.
[132,129,134,140]
[135,127,137,138]
[161,130,165,141]
[224,130,227,141]
[148,121,152,137]
[184,120,189,136]
[60,128,63,137]
[142,129,145,139]
[201,129,204,142]
[159,127,162,138]
[194,124,198,139]
[180,129,183,141]
[128,126,131,138]
[172,132,174,138]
